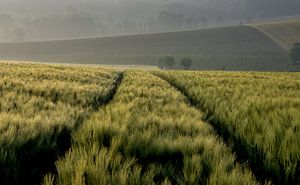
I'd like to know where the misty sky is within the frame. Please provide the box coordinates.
[0,0,299,42]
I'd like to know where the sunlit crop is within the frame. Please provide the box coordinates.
[0,62,120,185]
[44,71,260,185]
[156,70,300,185]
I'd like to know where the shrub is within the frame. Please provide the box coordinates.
[289,42,300,64]
[160,56,175,69]
[180,56,193,70]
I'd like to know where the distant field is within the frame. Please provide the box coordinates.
[0,60,160,71]
[0,23,298,71]
[1,63,299,185]
[253,19,300,49]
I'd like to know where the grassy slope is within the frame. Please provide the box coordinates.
[0,25,296,71]
[252,19,300,50]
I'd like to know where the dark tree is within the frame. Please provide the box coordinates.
[160,56,175,69]
[289,42,300,65]
[180,56,193,70]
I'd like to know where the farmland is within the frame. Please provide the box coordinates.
[43,71,259,185]
[1,20,299,71]
[253,19,300,50]
[0,62,299,185]
[156,71,300,185]
[0,63,121,185]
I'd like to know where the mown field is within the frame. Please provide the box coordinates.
[0,20,299,71]
[1,62,299,185]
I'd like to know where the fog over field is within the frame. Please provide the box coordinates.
[0,0,299,42]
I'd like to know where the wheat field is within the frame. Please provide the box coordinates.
[0,62,299,185]
[156,70,300,185]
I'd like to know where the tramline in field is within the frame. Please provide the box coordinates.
[0,63,121,185]
[44,71,261,185]
[1,62,299,185]
[156,70,300,185]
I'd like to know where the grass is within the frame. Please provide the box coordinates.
[43,71,261,185]
[0,62,121,185]
[155,70,300,185]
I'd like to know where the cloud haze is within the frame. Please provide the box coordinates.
[0,0,299,42]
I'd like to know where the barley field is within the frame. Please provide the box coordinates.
[1,62,299,185]
[44,71,259,185]
[0,62,121,185]
[156,70,300,185]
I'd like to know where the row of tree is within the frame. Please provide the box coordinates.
[159,56,193,70]
[0,6,238,42]
[1,0,300,42]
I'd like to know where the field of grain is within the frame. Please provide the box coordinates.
[44,71,259,185]
[156,70,300,185]
[253,19,300,50]
[0,63,121,185]
[0,23,297,71]
[1,62,299,185]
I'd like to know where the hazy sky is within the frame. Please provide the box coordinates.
[0,0,299,15]
[0,0,299,41]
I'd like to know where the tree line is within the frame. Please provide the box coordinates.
[0,9,213,42]
[1,0,300,42]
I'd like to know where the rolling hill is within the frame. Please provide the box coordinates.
[253,18,300,50]
[0,19,299,71]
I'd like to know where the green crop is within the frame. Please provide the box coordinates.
[156,70,300,185]
[0,62,120,185]
[45,71,260,185]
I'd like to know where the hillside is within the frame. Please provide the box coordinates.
[253,18,300,50]
[0,23,298,71]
